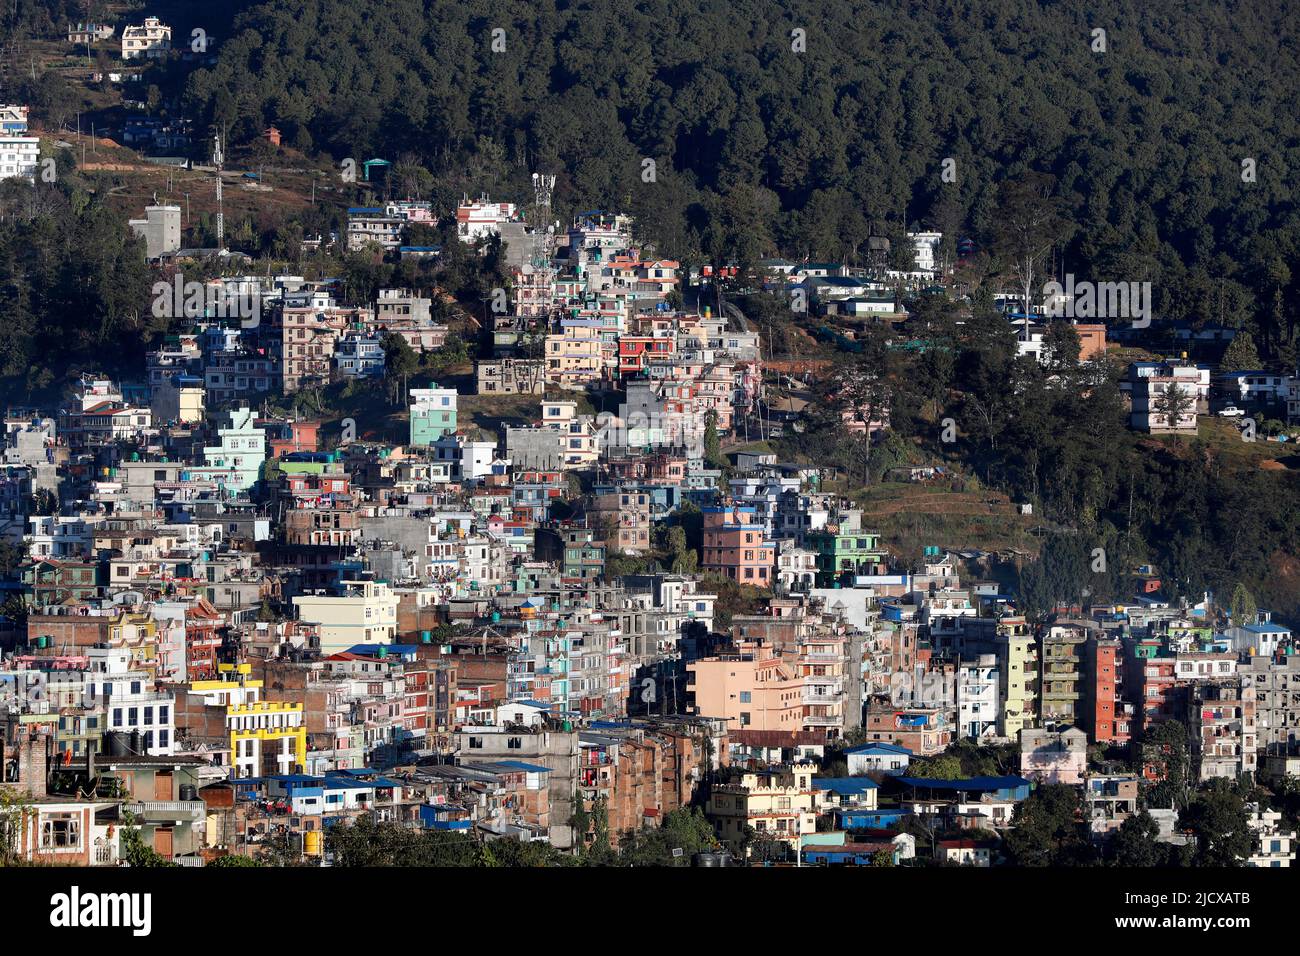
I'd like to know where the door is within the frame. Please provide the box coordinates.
[154,771,174,801]
[153,827,173,860]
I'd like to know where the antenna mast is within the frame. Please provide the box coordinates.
[530,172,556,315]
[213,133,225,248]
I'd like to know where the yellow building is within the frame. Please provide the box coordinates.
[292,579,398,654]
[544,325,605,389]
[228,700,306,778]
[107,609,159,680]
[706,762,819,858]
[997,617,1038,739]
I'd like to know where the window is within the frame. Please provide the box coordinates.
[469,737,483,749]
[41,813,81,849]
[739,692,752,703]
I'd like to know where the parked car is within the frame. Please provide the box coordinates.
[1217,405,1246,417]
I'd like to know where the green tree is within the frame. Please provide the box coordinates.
[1179,781,1254,866]
[1003,784,1097,866]
[1219,331,1261,373]
[1229,583,1258,628]
[1108,811,1165,866]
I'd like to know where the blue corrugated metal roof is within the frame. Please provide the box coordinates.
[845,742,912,756]
[813,777,879,793]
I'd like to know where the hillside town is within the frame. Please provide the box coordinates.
[0,8,1296,881]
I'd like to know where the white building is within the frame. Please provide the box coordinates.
[121,17,171,59]
[1129,362,1210,433]
[1246,804,1295,867]
[456,197,518,243]
[907,230,943,275]
[86,648,175,756]
[189,407,266,492]
[433,433,496,482]
[0,105,39,181]
[957,655,1000,740]
[26,515,97,560]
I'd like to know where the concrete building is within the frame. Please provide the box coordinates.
[1019,727,1088,785]
[188,407,266,492]
[702,505,774,586]
[0,104,40,182]
[1083,634,1131,745]
[1040,619,1092,728]
[1246,803,1296,867]
[121,16,171,59]
[707,761,818,858]
[687,640,805,734]
[409,386,458,446]
[1187,678,1257,781]
[293,579,399,654]
[129,204,182,259]
[1240,655,1300,758]
[956,654,999,740]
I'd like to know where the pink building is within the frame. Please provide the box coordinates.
[703,505,775,586]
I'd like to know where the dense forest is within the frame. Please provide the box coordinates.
[172,0,1300,358]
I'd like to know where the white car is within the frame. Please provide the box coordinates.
[1217,405,1246,417]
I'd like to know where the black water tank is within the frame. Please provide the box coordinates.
[179,784,198,802]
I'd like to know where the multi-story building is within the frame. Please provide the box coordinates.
[293,579,399,654]
[956,654,999,740]
[1083,633,1131,745]
[476,358,547,395]
[229,699,307,778]
[861,704,952,756]
[702,505,774,586]
[347,207,405,251]
[1187,677,1257,781]
[1019,727,1088,784]
[1040,619,1091,727]
[128,204,182,259]
[706,761,818,858]
[456,197,518,243]
[805,512,887,587]
[956,615,1038,739]
[1128,361,1210,432]
[334,331,385,379]
[1246,803,1296,867]
[409,386,458,446]
[1240,655,1300,758]
[121,16,171,59]
[687,640,805,734]
[0,105,39,181]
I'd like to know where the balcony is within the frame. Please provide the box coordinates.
[802,714,840,727]
[804,692,842,704]
[124,800,206,823]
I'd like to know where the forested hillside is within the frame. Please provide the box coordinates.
[179,0,1300,357]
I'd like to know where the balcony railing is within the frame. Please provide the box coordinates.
[124,799,206,822]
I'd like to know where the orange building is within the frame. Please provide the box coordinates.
[687,640,805,732]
